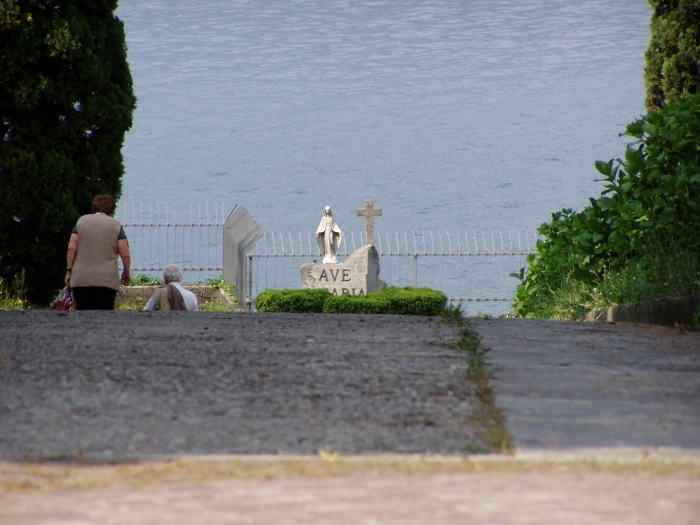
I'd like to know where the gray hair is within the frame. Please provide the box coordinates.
[163,264,183,283]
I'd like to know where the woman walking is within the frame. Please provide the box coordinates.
[65,195,131,310]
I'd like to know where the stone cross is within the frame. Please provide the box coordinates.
[357,199,382,246]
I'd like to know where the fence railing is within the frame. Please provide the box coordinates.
[115,203,538,314]
[249,230,538,313]
[116,203,226,282]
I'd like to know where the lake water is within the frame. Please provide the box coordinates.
[116,0,652,235]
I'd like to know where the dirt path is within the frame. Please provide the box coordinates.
[2,465,699,525]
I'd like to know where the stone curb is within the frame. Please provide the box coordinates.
[587,296,700,327]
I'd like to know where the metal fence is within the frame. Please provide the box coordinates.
[249,230,538,315]
[115,203,538,315]
[116,203,226,282]
[223,206,264,308]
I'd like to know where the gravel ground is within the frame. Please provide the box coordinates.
[0,311,471,459]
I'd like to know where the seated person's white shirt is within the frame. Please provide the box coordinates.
[144,282,199,311]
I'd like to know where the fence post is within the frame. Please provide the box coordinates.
[413,254,418,288]
[248,255,253,310]
[223,206,263,308]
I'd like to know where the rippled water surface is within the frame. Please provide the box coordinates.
[117,0,651,232]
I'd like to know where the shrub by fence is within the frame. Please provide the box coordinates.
[255,288,331,313]
[257,286,447,316]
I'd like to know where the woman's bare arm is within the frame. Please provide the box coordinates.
[65,233,78,285]
[118,238,131,285]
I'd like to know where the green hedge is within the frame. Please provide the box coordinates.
[256,286,447,316]
[254,288,330,313]
[373,287,447,316]
[322,295,391,314]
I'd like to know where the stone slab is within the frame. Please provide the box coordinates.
[301,245,385,295]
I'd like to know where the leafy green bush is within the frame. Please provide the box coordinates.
[200,276,236,298]
[373,287,447,316]
[514,94,700,318]
[322,294,391,314]
[255,288,331,313]
[256,286,447,316]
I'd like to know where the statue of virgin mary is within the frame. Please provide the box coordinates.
[316,206,343,263]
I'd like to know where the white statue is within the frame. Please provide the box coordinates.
[316,206,343,263]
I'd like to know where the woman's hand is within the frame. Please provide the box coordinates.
[65,271,71,286]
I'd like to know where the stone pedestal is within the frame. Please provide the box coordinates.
[301,245,385,296]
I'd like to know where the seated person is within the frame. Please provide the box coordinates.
[144,264,199,311]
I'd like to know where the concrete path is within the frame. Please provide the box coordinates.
[0,312,699,524]
[471,317,700,451]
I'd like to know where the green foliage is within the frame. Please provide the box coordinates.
[199,276,237,308]
[372,286,447,316]
[255,288,331,313]
[200,298,237,312]
[645,0,700,112]
[596,255,700,306]
[128,273,162,286]
[200,276,236,299]
[441,303,465,323]
[0,269,28,310]
[256,286,447,316]
[514,94,700,318]
[322,294,390,314]
[115,296,145,311]
[0,0,136,304]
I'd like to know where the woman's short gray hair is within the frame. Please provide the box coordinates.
[163,264,183,283]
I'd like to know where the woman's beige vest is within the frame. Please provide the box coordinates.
[70,214,122,290]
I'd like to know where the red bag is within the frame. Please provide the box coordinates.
[51,287,74,310]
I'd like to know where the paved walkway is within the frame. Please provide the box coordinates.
[0,312,471,458]
[0,312,698,524]
[471,317,700,450]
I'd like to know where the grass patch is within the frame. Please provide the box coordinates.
[200,298,237,312]
[115,297,146,311]
[597,255,700,306]
[517,254,700,322]
[0,270,29,311]
[442,305,514,454]
[199,276,236,299]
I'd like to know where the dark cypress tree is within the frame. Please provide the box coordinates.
[0,0,135,304]
[645,0,700,111]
